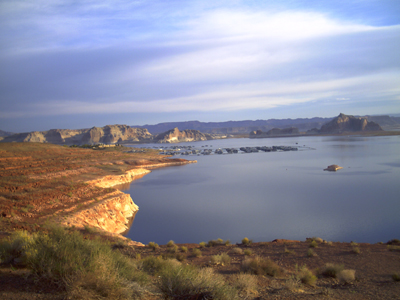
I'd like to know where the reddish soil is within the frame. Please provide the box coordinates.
[0,142,188,234]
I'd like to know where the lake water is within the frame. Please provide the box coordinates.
[120,135,400,245]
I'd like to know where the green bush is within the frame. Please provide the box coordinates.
[241,256,284,277]
[309,240,318,248]
[199,242,206,248]
[166,240,175,247]
[0,225,148,299]
[242,237,251,245]
[148,241,159,251]
[180,246,188,253]
[159,265,238,300]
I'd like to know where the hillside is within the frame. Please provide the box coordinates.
[317,113,383,134]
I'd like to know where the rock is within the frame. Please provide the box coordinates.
[319,113,383,134]
[324,165,343,171]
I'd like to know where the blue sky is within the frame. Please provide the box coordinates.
[0,0,399,132]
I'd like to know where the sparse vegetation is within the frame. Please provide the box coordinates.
[296,264,317,286]
[199,241,206,248]
[244,249,253,256]
[337,269,356,283]
[242,237,252,245]
[284,247,296,255]
[352,246,361,254]
[387,245,400,252]
[233,273,258,298]
[231,247,244,255]
[211,253,231,266]
[241,256,284,277]
[321,263,345,278]
[0,225,148,299]
[148,241,159,251]
[307,248,317,257]
[309,240,318,248]
[166,240,175,247]
[180,246,188,253]
[159,265,238,300]
[192,248,202,257]
[392,273,400,282]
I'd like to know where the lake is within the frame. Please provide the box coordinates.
[120,135,400,245]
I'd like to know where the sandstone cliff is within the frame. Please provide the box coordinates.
[0,125,153,145]
[317,113,383,134]
[154,127,212,143]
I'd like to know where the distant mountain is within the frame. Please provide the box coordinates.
[315,113,383,134]
[0,130,14,137]
[250,127,300,138]
[132,117,333,134]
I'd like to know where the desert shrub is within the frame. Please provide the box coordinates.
[296,265,317,286]
[284,247,295,255]
[83,224,98,234]
[387,239,400,245]
[224,240,231,246]
[208,238,226,247]
[307,249,317,257]
[321,263,345,278]
[285,276,300,291]
[350,241,358,246]
[199,242,206,248]
[352,247,361,254]
[140,256,180,275]
[233,273,258,298]
[244,249,253,256]
[192,248,202,257]
[148,241,159,251]
[387,245,400,252]
[337,269,356,283]
[175,253,186,262]
[166,240,175,247]
[231,247,243,255]
[309,240,318,248]
[211,253,231,266]
[392,273,400,282]
[168,245,178,253]
[242,237,252,245]
[159,265,238,300]
[3,225,148,299]
[0,230,37,265]
[180,246,188,253]
[327,241,333,246]
[241,256,284,277]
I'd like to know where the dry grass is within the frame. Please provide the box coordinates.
[337,269,356,283]
[321,263,345,278]
[241,256,284,277]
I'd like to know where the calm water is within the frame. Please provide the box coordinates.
[120,136,400,245]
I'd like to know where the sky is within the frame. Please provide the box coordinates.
[0,0,399,133]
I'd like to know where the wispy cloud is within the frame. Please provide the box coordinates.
[0,0,399,131]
